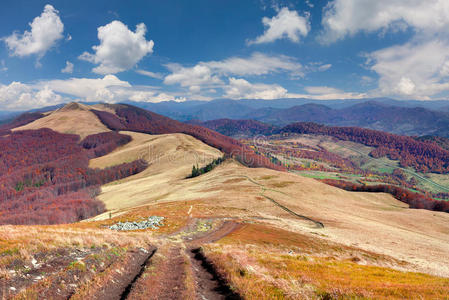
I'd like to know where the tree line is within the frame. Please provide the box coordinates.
[281,122,449,174]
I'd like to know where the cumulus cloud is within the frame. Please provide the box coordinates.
[0,82,65,110]
[3,4,64,58]
[248,7,310,44]
[129,92,186,103]
[223,78,363,100]
[366,39,449,99]
[136,69,163,79]
[164,64,223,87]
[79,21,154,74]
[224,77,287,99]
[164,52,303,89]
[61,61,74,74]
[34,75,131,100]
[33,75,183,103]
[320,0,449,43]
[205,52,304,77]
[320,0,449,98]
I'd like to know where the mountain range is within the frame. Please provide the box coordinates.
[2,98,449,137]
[122,98,449,137]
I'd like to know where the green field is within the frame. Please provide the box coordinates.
[263,134,449,196]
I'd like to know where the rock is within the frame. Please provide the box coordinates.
[109,216,165,231]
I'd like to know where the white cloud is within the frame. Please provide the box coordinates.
[34,75,131,100]
[79,21,154,74]
[320,0,449,99]
[136,69,163,79]
[304,86,342,94]
[366,39,449,99]
[3,5,64,58]
[164,52,303,89]
[222,79,365,100]
[248,7,310,44]
[317,64,332,72]
[34,75,184,103]
[205,52,304,77]
[288,91,367,100]
[320,0,449,44]
[294,85,366,99]
[164,64,223,87]
[224,77,287,99]
[61,61,74,74]
[0,82,65,110]
[189,85,201,94]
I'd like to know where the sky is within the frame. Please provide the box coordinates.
[0,0,448,110]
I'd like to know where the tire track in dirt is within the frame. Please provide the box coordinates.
[188,248,241,300]
[72,247,156,300]
[120,248,157,300]
[124,246,190,300]
[117,221,242,300]
[186,221,243,300]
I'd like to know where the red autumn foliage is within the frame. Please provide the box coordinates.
[80,131,132,158]
[93,104,285,170]
[0,129,147,225]
[282,122,449,173]
[320,179,449,213]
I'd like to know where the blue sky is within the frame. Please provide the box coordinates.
[0,0,448,110]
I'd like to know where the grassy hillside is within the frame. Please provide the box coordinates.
[1,102,449,299]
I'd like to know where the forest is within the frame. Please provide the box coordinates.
[0,129,147,225]
[281,122,449,173]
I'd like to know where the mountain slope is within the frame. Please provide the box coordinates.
[90,130,222,210]
[90,157,449,278]
[2,102,449,298]
[92,103,284,170]
[13,102,111,139]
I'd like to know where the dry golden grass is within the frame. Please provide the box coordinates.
[4,103,449,298]
[203,223,449,299]
[88,155,449,277]
[0,224,153,273]
[88,131,223,211]
[12,102,110,139]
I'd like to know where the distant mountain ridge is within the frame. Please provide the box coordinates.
[6,98,449,137]
[160,99,449,137]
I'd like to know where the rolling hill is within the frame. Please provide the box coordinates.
[1,102,449,299]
